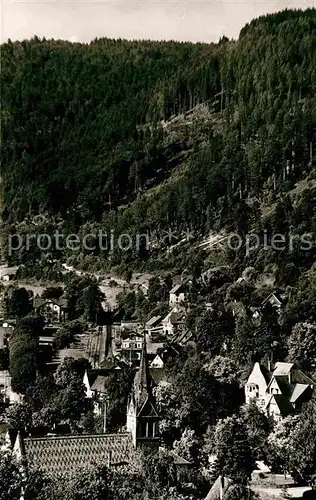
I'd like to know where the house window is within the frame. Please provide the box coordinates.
[139,421,147,437]
[147,420,153,437]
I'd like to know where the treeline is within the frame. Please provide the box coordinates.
[1,9,316,273]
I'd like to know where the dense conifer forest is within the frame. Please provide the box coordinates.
[1,8,316,277]
[1,9,316,499]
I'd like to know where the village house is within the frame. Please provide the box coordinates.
[245,361,315,421]
[162,308,186,337]
[0,370,21,406]
[34,296,69,323]
[150,354,164,368]
[250,292,283,320]
[119,332,143,362]
[145,316,163,339]
[169,284,187,307]
[83,369,112,416]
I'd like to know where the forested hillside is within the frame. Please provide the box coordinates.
[1,8,316,277]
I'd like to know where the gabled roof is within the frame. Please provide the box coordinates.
[162,311,186,325]
[171,329,193,345]
[34,297,69,310]
[265,364,315,416]
[273,362,294,376]
[246,362,271,386]
[90,375,109,393]
[20,433,135,476]
[85,369,115,389]
[291,369,315,386]
[271,375,292,398]
[290,383,311,403]
[5,428,18,449]
[172,453,191,466]
[129,339,159,418]
[137,397,159,418]
[261,292,282,307]
[170,284,185,294]
[266,394,293,415]
[99,357,120,370]
[205,476,232,500]
[146,316,162,327]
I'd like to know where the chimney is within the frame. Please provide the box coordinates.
[107,450,112,467]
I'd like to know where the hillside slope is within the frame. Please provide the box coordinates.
[1,8,316,279]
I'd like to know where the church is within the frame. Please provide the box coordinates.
[11,340,161,476]
[126,338,160,448]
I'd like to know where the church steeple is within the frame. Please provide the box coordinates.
[133,335,151,406]
[126,334,160,448]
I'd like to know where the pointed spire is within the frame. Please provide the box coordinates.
[134,334,151,406]
[135,333,150,391]
[105,325,115,361]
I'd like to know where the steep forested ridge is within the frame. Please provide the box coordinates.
[1,8,316,275]
[2,12,316,497]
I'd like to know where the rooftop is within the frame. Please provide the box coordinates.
[34,297,69,309]
[90,375,109,393]
[170,284,186,294]
[146,316,162,327]
[20,432,135,476]
[163,311,186,325]
[273,362,294,376]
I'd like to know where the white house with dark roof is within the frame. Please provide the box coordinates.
[169,284,187,306]
[121,333,143,351]
[245,361,314,421]
[162,308,186,337]
[33,296,69,323]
